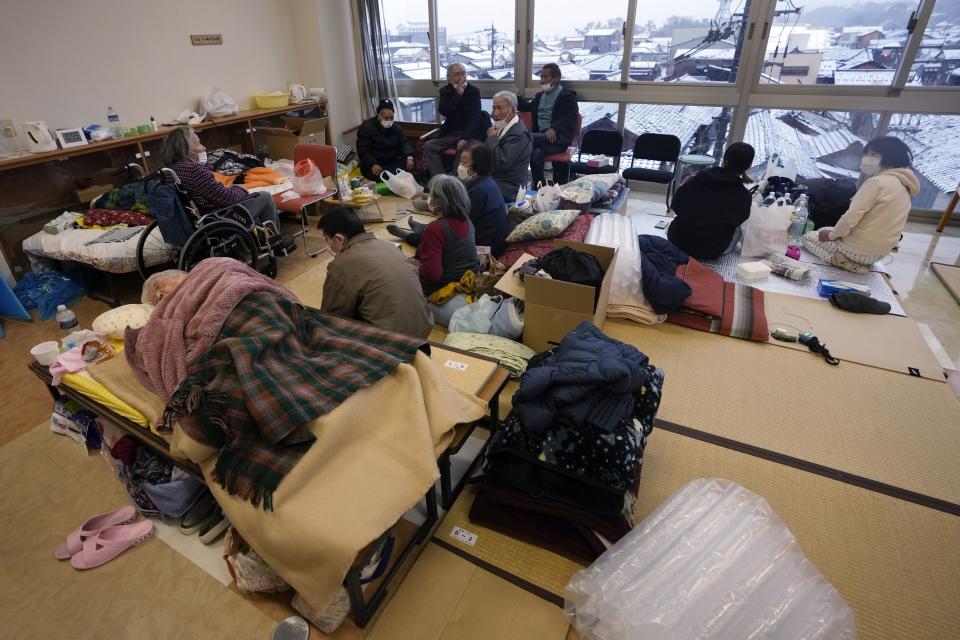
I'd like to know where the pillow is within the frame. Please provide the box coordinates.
[92,304,154,340]
[506,210,579,243]
[579,174,620,192]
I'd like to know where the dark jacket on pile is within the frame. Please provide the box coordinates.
[438,82,485,141]
[355,116,415,180]
[514,322,649,434]
[518,86,580,149]
[667,167,752,259]
[637,234,692,314]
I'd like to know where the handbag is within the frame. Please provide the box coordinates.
[534,181,562,212]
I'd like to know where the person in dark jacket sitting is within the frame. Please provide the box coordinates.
[423,64,485,177]
[667,142,756,260]
[486,91,533,202]
[356,99,415,182]
[458,143,509,257]
[518,63,579,186]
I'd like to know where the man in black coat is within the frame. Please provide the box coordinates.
[667,143,756,260]
[518,63,579,185]
[356,99,415,181]
[423,63,485,177]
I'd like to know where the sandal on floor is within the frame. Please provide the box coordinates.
[70,520,155,570]
[55,505,136,560]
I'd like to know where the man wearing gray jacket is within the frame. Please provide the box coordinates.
[485,91,533,202]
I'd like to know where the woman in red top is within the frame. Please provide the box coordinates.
[408,175,479,295]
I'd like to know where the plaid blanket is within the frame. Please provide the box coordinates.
[168,291,425,510]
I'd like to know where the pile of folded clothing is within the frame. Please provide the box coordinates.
[469,321,664,562]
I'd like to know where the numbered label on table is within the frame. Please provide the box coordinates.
[444,359,469,372]
[450,526,477,546]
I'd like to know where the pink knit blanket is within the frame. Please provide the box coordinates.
[125,258,300,401]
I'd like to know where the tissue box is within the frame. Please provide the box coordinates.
[736,261,771,280]
[817,278,871,297]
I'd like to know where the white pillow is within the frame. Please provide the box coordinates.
[92,304,154,340]
[580,174,620,192]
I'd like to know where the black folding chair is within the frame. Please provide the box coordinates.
[622,133,681,211]
[569,129,623,177]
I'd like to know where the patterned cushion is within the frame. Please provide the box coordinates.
[505,209,579,243]
[502,213,595,269]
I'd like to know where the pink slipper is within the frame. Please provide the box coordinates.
[55,506,137,560]
[70,520,155,570]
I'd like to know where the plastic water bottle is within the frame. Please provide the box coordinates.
[56,304,78,335]
[107,106,122,139]
[788,194,809,247]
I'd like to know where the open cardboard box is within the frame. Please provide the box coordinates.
[495,240,617,352]
[259,116,329,161]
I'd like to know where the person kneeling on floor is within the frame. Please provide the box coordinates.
[318,206,433,339]
[802,136,919,274]
[666,142,755,260]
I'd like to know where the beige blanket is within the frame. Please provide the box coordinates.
[90,351,486,612]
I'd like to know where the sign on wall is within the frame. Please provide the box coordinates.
[190,34,223,46]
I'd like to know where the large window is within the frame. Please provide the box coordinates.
[761,0,915,86]
[395,96,437,122]
[907,0,960,87]
[438,0,515,80]
[888,112,960,210]
[382,1,431,80]
[620,104,727,169]
[744,108,880,179]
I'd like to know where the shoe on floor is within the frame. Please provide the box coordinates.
[70,520,155,570]
[386,224,413,240]
[179,492,218,536]
[830,252,869,274]
[198,508,230,545]
[55,505,137,560]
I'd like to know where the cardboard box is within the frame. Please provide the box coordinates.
[259,117,329,161]
[495,240,617,352]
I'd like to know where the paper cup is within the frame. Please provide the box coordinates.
[30,341,60,366]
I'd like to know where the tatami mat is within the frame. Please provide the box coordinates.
[931,262,960,305]
[436,485,587,603]
[602,319,960,508]
[764,291,944,380]
[637,429,960,640]
[0,425,277,640]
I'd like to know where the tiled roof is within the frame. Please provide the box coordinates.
[888,115,960,192]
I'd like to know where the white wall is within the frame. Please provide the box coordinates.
[0,0,301,134]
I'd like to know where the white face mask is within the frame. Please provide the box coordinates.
[860,156,882,176]
[380,118,394,129]
[540,82,553,92]
[456,164,471,180]
[196,151,208,165]
[493,118,507,132]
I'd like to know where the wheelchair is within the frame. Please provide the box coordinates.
[133,166,286,280]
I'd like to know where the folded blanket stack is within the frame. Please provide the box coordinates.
[585,214,665,325]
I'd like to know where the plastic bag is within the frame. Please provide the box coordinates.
[565,478,858,640]
[292,159,326,196]
[198,87,239,117]
[740,201,792,258]
[762,152,797,183]
[449,294,504,334]
[14,271,85,320]
[224,526,290,593]
[380,168,422,199]
[534,181,562,212]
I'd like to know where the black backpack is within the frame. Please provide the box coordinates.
[802,177,857,229]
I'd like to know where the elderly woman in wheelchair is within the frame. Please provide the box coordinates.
[161,127,295,255]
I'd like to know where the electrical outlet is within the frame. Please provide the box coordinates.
[450,526,477,546]
[0,119,15,137]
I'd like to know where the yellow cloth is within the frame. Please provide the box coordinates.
[87,350,487,614]
[87,354,167,436]
[425,270,478,305]
[61,369,150,430]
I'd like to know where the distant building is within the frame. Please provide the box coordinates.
[396,97,436,123]
[763,51,823,85]
[395,21,446,47]
[562,36,585,49]
[583,28,622,54]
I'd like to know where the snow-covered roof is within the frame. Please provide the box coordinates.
[585,29,619,37]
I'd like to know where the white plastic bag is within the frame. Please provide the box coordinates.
[762,152,797,183]
[565,478,858,640]
[198,87,239,117]
[292,159,326,196]
[534,181,562,212]
[380,168,422,199]
[740,201,792,258]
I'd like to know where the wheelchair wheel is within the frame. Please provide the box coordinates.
[136,220,180,280]
[178,219,258,273]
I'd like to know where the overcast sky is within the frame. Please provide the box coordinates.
[383,0,743,41]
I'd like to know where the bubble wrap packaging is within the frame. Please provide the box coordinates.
[565,478,858,640]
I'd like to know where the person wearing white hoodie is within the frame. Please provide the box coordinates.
[803,136,920,273]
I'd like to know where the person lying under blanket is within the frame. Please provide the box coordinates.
[126,257,428,510]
